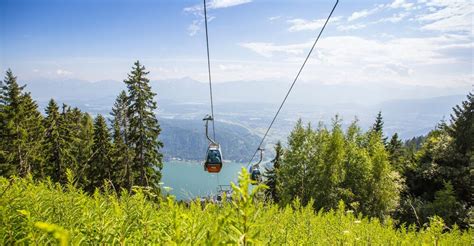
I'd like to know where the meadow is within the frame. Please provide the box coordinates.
[1,170,471,245]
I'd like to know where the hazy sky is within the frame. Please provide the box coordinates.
[1,0,472,88]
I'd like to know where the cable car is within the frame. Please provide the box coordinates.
[204,143,223,173]
[203,115,223,173]
[249,147,264,183]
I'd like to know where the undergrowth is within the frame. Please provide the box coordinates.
[0,169,471,245]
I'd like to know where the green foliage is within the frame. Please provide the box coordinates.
[110,90,134,191]
[124,61,163,188]
[397,92,472,229]
[0,174,470,245]
[85,114,115,192]
[278,117,401,219]
[0,70,44,177]
[264,141,283,203]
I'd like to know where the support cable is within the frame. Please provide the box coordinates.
[247,0,339,165]
[203,0,216,140]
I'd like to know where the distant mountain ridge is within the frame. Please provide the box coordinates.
[21,77,471,143]
[23,77,470,106]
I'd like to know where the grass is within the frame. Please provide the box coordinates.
[0,169,471,245]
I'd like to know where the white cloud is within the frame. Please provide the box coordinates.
[268,16,281,21]
[184,0,251,36]
[184,0,251,14]
[348,6,382,22]
[337,24,366,31]
[287,16,341,32]
[208,0,251,9]
[188,20,201,36]
[239,42,312,57]
[56,69,72,76]
[376,12,409,23]
[218,64,243,71]
[417,0,473,33]
[390,0,414,10]
[239,34,472,86]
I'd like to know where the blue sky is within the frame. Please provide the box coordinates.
[1,0,472,89]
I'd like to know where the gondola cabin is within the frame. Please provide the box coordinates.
[204,143,223,173]
[250,167,262,183]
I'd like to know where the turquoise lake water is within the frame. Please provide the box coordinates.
[161,161,247,200]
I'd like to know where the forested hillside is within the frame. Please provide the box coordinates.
[160,119,260,162]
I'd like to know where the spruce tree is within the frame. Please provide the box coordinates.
[67,108,94,183]
[86,114,114,192]
[110,90,133,190]
[0,69,26,176]
[124,61,163,188]
[387,133,404,171]
[264,141,283,203]
[372,111,384,134]
[449,92,473,157]
[0,70,44,177]
[43,99,66,182]
[371,111,387,144]
[21,93,45,177]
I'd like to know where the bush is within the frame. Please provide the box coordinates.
[0,171,471,245]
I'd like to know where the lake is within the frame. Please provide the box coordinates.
[161,161,247,200]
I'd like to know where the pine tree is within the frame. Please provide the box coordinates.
[66,108,94,184]
[86,114,114,192]
[372,111,384,134]
[449,92,473,157]
[0,69,26,176]
[124,61,163,188]
[110,90,133,190]
[43,99,71,183]
[264,141,283,203]
[371,111,387,144]
[21,93,45,177]
[0,70,44,177]
[387,133,404,171]
[447,92,473,206]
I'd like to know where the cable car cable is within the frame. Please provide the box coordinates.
[203,0,222,185]
[203,0,216,140]
[247,0,339,165]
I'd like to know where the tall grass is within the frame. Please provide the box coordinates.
[0,169,471,245]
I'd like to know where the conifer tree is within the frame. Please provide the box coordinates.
[110,90,133,190]
[124,61,163,188]
[43,99,68,183]
[371,111,388,144]
[387,133,404,171]
[264,141,283,203]
[372,111,384,134]
[449,92,473,158]
[58,105,77,176]
[86,114,114,192]
[0,70,44,177]
[21,93,45,177]
[65,108,94,183]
